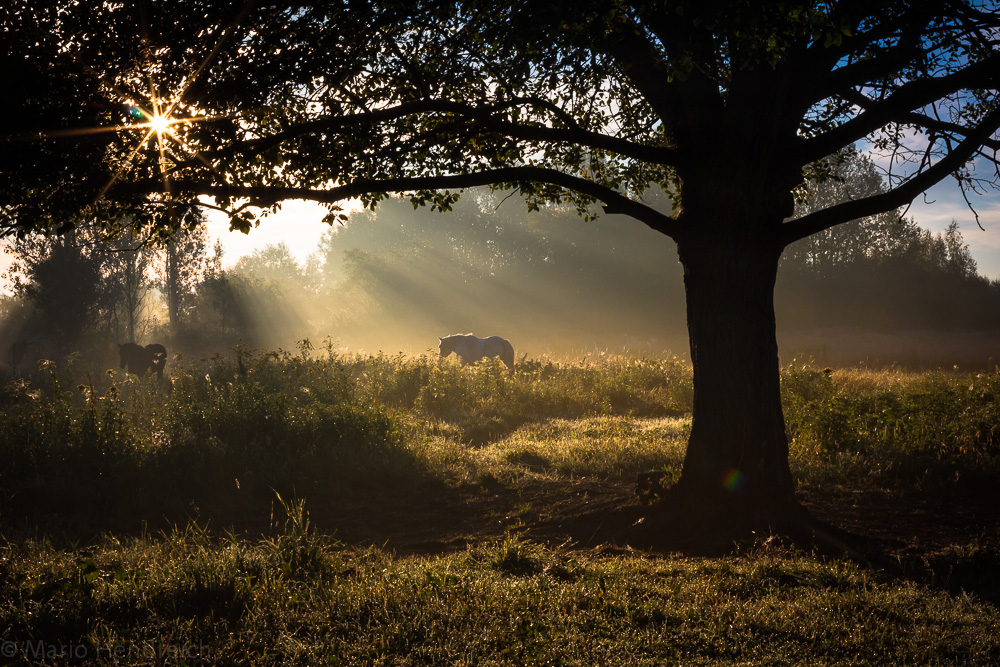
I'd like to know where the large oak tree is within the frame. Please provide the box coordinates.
[3,1,999,545]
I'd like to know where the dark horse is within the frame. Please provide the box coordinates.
[118,342,167,379]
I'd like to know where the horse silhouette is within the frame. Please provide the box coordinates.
[118,342,167,379]
[438,334,514,371]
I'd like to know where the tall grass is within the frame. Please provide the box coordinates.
[3,348,1000,665]
[5,347,1000,529]
[348,352,692,447]
[0,347,406,528]
[782,363,1000,489]
[347,352,693,417]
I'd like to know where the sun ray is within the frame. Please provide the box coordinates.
[155,121,231,179]
[28,124,146,140]
[93,127,160,204]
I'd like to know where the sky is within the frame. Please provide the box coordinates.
[201,198,348,268]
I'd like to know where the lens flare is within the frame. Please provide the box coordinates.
[722,468,746,493]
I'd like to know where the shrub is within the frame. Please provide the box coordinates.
[0,345,405,527]
[783,364,1000,487]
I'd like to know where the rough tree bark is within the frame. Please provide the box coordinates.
[645,121,819,544]
[676,235,793,512]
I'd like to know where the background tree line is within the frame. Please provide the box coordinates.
[778,154,999,331]
[1,152,998,370]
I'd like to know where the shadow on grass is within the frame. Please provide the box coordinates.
[0,353,441,543]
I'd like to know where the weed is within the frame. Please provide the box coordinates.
[267,492,341,579]
[783,364,1000,490]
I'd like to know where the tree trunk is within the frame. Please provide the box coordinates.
[623,178,869,553]
[652,218,816,546]
[676,234,795,504]
[166,243,180,334]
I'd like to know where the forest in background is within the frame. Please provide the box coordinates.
[2,153,999,371]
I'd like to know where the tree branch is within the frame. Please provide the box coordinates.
[797,55,1000,166]
[815,40,925,102]
[121,166,682,238]
[804,1,935,79]
[594,15,692,138]
[191,98,677,169]
[780,105,1000,247]
[864,85,1000,153]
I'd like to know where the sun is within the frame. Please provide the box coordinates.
[149,113,173,135]
[125,104,177,137]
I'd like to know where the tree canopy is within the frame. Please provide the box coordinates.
[2,1,997,238]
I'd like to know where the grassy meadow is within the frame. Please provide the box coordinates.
[1,345,999,665]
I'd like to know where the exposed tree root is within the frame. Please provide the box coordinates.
[576,476,896,566]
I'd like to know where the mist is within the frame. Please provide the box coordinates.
[210,180,1000,369]
[4,177,1000,372]
[237,188,690,360]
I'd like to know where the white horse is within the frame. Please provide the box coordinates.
[438,333,515,371]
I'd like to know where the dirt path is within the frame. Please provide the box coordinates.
[298,475,1000,605]
[304,476,998,558]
